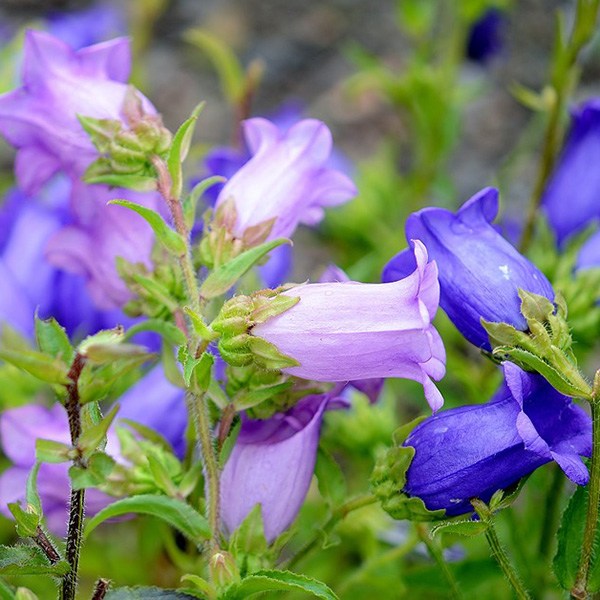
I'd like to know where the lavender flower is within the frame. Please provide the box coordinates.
[220,394,329,542]
[251,240,445,411]
[466,8,506,63]
[542,99,600,246]
[0,30,154,193]
[403,363,591,516]
[384,187,555,350]
[214,117,356,240]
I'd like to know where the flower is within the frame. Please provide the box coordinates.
[220,394,329,542]
[403,363,591,516]
[251,240,445,411]
[576,229,600,270]
[542,99,600,246]
[214,117,356,240]
[383,187,555,350]
[466,8,506,63]
[0,30,154,193]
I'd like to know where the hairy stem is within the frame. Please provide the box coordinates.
[91,578,111,600]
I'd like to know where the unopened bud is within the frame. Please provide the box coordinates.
[209,551,240,590]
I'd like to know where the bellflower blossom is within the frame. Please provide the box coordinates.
[403,363,591,516]
[0,30,155,193]
[466,8,506,63]
[252,240,445,411]
[220,394,330,542]
[542,99,600,246]
[214,117,356,240]
[383,187,555,350]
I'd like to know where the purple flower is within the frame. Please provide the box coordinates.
[542,100,600,246]
[0,30,154,193]
[403,363,591,516]
[253,240,445,411]
[214,118,356,240]
[466,8,506,63]
[384,187,555,350]
[576,229,600,270]
[220,394,329,542]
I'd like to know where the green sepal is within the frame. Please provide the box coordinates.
[166,102,205,200]
[246,337,299,370]
[69,452,116,490]
[78,115,121,153]
[35,439,73,464]
[14,588,39,600]
[0,545,69,576]
[200,238,291,299]
[146,452,180,498]
[178,347,214,393]
[77,404,119,458]
[83,168,157,192]
[124,319,187,347]
[109,200,187,256]
[34,317,73,364]
[7,504,40,538]
[183,308,219,342]
[131,273,179,312]
[431,520,488,538]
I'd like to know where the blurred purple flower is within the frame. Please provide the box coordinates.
[253,240,445,411]
[384,187,555,350]
[404,362,591,516]
[466,8,506,63]
[46,3,126,50]
[214,117,356,240]
[576,229,600,270]
[0,30,154,193]
[220,393,329,542]
[542,99,600,246]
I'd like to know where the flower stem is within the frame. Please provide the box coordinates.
[416,523,464,600]
[285,494,377,569]
[538,463,566,561]
[571,402,600,599]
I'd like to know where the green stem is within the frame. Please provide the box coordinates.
[520,0,600,253]
[572,403,600,599]
[285,494,377,569]
[539,464,566,560]
[416,523,463,600]
[187,392,221,550]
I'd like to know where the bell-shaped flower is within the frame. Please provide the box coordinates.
[383,187,555,350]
[214,117,356,241]
[542,99,600,246]
[0,30,154,193]
[403,363,591,516]
[220,394,329,542]
[251,240,445,411]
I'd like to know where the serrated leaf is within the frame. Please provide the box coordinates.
[223,570,339,600]
[84,495,210,544]
[124,320,187,347]
[0,545,69,576]
[167,103,204,200]
[553,484,600,592]
[431,520,488,538]
[7,504,39,538]
[200,239,291,299]
[34,317,73,364]
[0,349,69,385]
[109,200,187,256]
[105,587,198,599]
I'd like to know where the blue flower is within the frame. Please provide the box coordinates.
[466,8,506,63]
[403,363,591,516]
[383,187,555,349]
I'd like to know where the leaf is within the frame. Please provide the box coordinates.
[25,464,41,516]
[315,447,347,507]
[431,520,488,538]
[77,404,119,457]
[69,453,116,490]
[109,200,187,256]
[223,570,339,600]
[0,349,69,385]
[0,578,15,600]
[35,439,72,464]
[183,176,226,229]
[553,484,600,592]
[167,103,205,199]
[0,545,69,576]
[85,173,157,192]
[7,504,39,538]
[84,495,210,544]
[34,317,73,364]
[105,587,198,599]
[200,239,291,299]
[124,320,187,347]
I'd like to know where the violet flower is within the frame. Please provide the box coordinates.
[220,394,329,542]
[252,240,445,411]
[466,8,506,63]
[214,117,356,240]
[403,363,591,516]
[383,187,555,350]
[0,30,154,193]
[576,229,600,271]
[542,99,600,246]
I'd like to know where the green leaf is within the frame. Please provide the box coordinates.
[25,464,42,516]
[69,452,116,490]
[84,495,210,544]
[109,200,187,256]
[180,575,216,599]
[77,404,119,457]
[0,578,15,600]
[183,308,219,342]
[431,520,488,538]
[200,239,291,299]
[0,545,69,576]
[230,504,267,559]
[315,447,347,507]
[167,103,204,200]
[34,317,73,364]
[105,587,198,599]
[553,484,600,592]
[223,570,339,600]
[85,172,157,192]
[7,504,39,538]
[35,439,72,464]
[124,320,186,347]
[0,349,69,385]
[183,176,226,229]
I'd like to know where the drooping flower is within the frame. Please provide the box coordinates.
[0,30,155,193]
[214,117,356,241]
[249,240,445,411]
[403,363,591,516]
[542,99,600,246]
[383,187,555,350]
[220,394,329,542]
